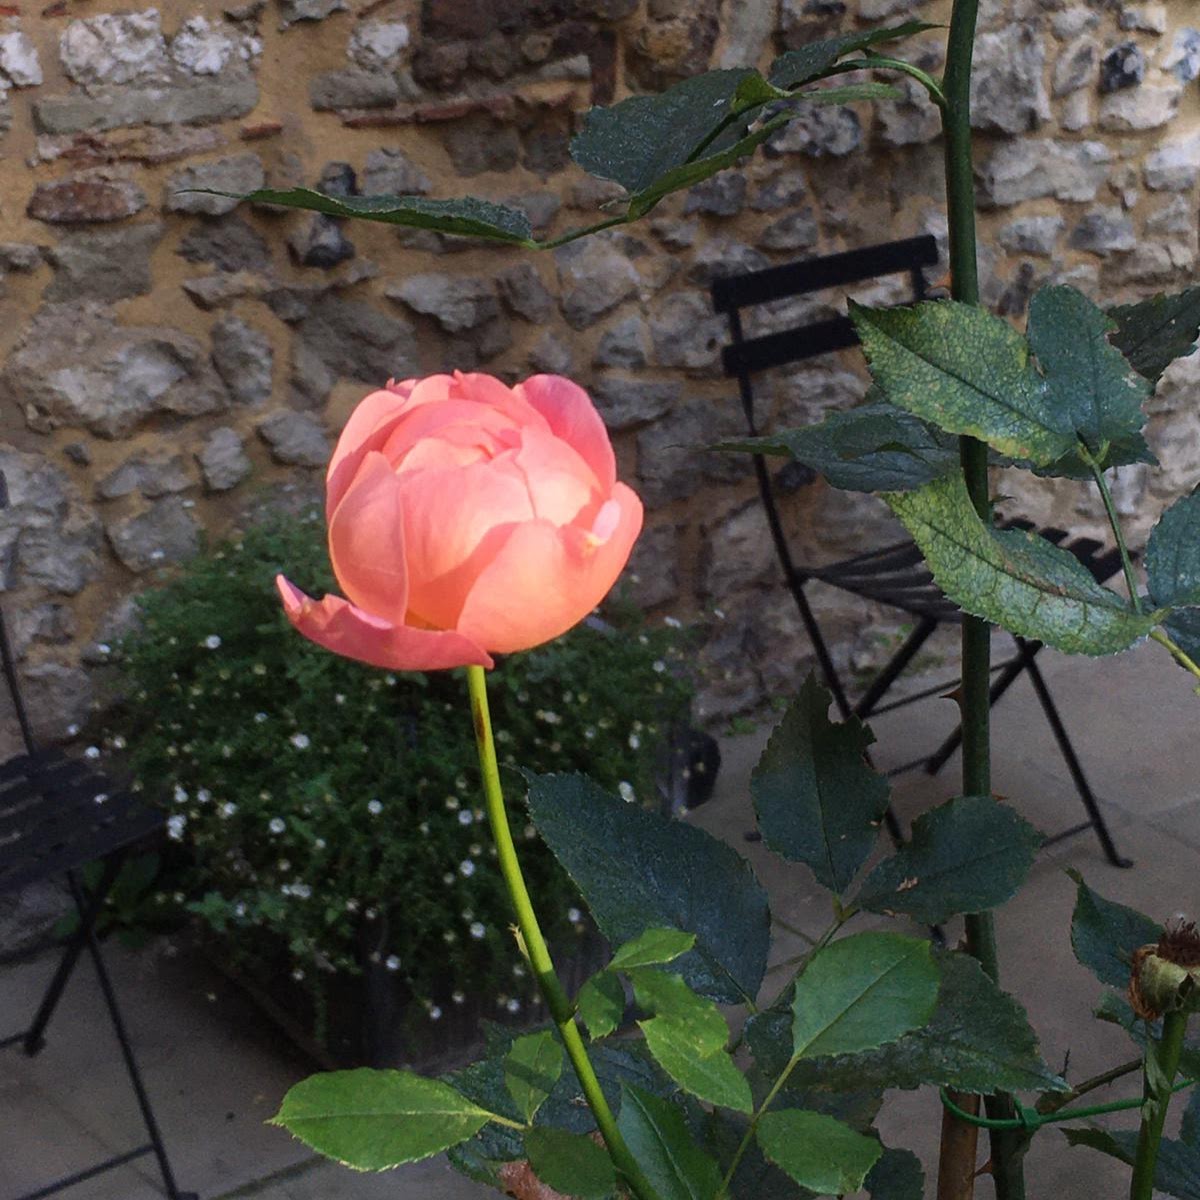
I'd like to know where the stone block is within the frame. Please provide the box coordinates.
[28,176,147,224]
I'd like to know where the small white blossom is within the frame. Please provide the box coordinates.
[385,954,401,971]
[628,733,641,750]
[652,659,666,673]
[196,788,211,804]
[291,968,305,981]
[444,795,460,810]
[469,921,486,940]
[166,814,187,841]
[452,990,465,1005]
[429,1006,443,1021]
[173,785,189,804]
[314,838,326,850]
[84,746,101,760]
[290,733,310,750]
[345,899,359,913]
[443,872,455,885]
[506,998,521,1014]
[457,810,473,826]
[335,693,346,705]
[567,907,582,923]
[443,930,457,944]
[663,615,682,628]
[67,724,80,737]
[618,781,636,803]
[269,817,286,834]
[204,635,222,650]
[254,712,268,724]
[291,882,312,899]
[367,799,383,815]
[111,736,125,751]
[460,860,476,877]
[221,802,237,817]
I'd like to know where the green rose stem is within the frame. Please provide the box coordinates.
[465,664,659,1200]
[1129,1009,1188,1200]
[938,2,1026,1197]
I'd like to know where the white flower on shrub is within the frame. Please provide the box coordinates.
[290,733,310,750]
[367,799,383,815]
[429,1006,442,1021]
[167,814,187,841]
[173,785,188,804]
[457,810,473,825]
[220,802,237,818]
[469,922,486,940]
[618,781,636,803]
[567,907,582,923]
[268,817,285,834]
[506,998,521,1014]
[385,955,401,971]
[204,635,222,649]
[452,990,465,1005]
[459,861,475,877]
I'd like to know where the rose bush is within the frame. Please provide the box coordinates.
[278,371,643,670]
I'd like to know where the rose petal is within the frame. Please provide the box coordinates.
[512,424,602,526]
[327,451,410,622]
[398,458,534,629]
[277,576,493,670]
[326,388,410,514]
[515,375,616,494]
[456,481,643,654]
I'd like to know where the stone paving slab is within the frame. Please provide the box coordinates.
[2,640,1198,1199]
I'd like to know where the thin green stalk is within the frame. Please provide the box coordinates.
[828,56,948,107]
[1130,1010,1189,1200]
[1150,629,1200,688]
[465,665,659,1200]
[939,2,1025,1196]
[1083,448,1142,613]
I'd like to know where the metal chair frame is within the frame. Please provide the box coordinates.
[0,472,192,1200]
[711,235,1131,868]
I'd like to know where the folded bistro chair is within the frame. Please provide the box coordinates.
[0,472,192,1200]
[711,235,1131,868]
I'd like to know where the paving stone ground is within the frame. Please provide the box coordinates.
[2,638,1198,1199]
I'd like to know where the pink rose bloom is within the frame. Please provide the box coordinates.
[277,372,643,670]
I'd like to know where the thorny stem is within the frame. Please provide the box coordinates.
[1129,1010,1189,1200]
[465,666,659,1200]
[1036,1058,1142,1114]
[938,2,1026,1197]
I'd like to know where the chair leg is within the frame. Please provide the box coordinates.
[1017,643,1133,869]
[65,872,195,1200]
[21,855,124,1056]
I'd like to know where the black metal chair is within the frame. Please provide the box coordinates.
[0,473,192,1199]
[711,235,1131,868]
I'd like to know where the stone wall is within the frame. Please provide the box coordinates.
[0,0,1198,743]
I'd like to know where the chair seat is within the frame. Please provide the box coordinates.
[810,518,1125,625]
[0,749,163,896]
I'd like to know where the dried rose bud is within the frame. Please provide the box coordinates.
[1130,920,1200,1020]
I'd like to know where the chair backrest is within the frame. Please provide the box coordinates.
[0,470,37,757]
[711,234,940,387]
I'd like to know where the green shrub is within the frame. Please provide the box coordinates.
[102,510,693,1037]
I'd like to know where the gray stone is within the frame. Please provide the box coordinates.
[686,237,769,286]
[59,12,168,86]
[1099,84,1180,132]
[45,222,162,303]
[1102,241,1195,287]
[554,236,639,330]
[650,292,726,372]
[650,218,700,250]
[757,209,820,252]
[18,521,103,595]
[717,0,777,68]
[997,215,1064,257]
[386,273,500,333]
[289,337,335,409]
[171,16,249,76]
[361,148,432,197]
[34,73,259,136]
[348,21,410,69]
[12,603,75,656]
[107,497,201,573]
[164,154,264,217]
[767,105,860,158]
[970,24,1050,134]
[96,452,193,501]
[177,215,271,272]
[0,881,70,957]
[774,366,868,427]
[1120,5,1167,34]
[591,377,678,432]
[496,262,554,323]
[1052,35,1099,95]
[1100,42,1145,93]
[288,216,355,269]
[877,78,942,146]
[257,410,331,467]
[1060,90,1092,132]
[977,138,1111,207]
[5,304,228,439]
[197,427,252,492]
[622,522,681,610]
[278,0,345,24]
[0,31,42,87]
[527,330,572,375]
[182,270,273,310]
[1069,207,1137,257]
[750,170,807,212]
[702,499,775,597]
[296,295,419,384]
[0,243,42,273]
[1163,29,1200,84]
[636,399,745,506]
[859,0,930,15]
[503,193,560,238]
[310,68,401,112]
[683,174,747,218]
[22,663,93,745]
[444,116,521,177]
[28,175,147,224]
[1144,135,1200,192]
[1146,196,1193,236]
[212,316,273,405]
[594,316,650,370]
[1052,7,1099,38]
[566,177,626,211]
